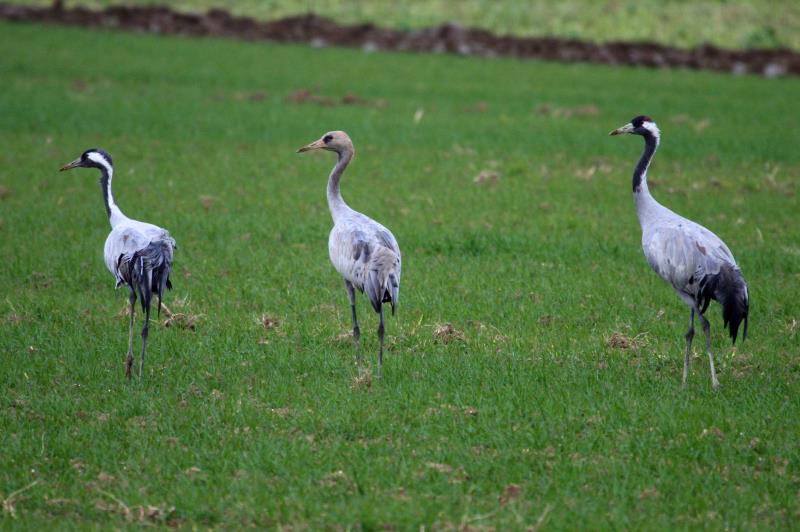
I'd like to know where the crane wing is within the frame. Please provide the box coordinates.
[351,230,371,263]
[362,224,401,313]
[104,223,175,287]
[329,216,402,314]
[104,226,151,283]
[643,221,737,297]
[375,227,401,257]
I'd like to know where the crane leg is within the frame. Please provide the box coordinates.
[345,281,362,368]
[125,290,136,381]
[139,302,151,379]
[698,312,720,389]
[377,306,385,378]
[683,308,695,387]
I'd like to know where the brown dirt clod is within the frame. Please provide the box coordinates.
[433,323,466,344]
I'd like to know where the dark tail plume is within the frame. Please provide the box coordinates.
[386,273,399,315]
[365,270,400,315]
[702,264,749,344]
[120,239,174,318]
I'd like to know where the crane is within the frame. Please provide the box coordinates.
[60,149,176,380]
[610,116,749,388]
[297,131,401,375]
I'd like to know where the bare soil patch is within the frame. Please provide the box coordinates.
[1,3,798,77]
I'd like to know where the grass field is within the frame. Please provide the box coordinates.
[7,0,800,51]
[1,22,800,529]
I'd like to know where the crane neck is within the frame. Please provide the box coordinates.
[633,131,662,223]
[632,131,659,193]
[97,162,127,227]
[327,148,353,222]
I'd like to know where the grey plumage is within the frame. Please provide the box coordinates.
[298,131,402,374]
[115,238,175,317]
[640,209,749,344]
[611,116,748,388]
[61,149,176,380]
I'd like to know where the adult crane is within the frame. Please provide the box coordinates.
[60,149,176,380]
[610,116,748,388]
[298,131,401,375]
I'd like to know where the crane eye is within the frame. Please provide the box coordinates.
[323,135,333,143]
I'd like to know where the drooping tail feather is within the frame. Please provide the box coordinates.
[362,244,401,315]
[365,269,383,313]
[708,264,749,344]
[118,239,174,317]
[365,268,400,315]
[387,273,399,315]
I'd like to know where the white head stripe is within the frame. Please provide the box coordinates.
[642,121,661,137]
[87,152,112,173]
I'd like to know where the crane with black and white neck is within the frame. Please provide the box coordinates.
[610,116,749,388]
[60,149,176,380]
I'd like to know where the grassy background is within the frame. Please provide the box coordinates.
[6,0,800,50]
[1,22,800,528]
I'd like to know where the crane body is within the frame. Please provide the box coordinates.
[298,131,401,374]
[611,116,748,388]
[61,149,175,380]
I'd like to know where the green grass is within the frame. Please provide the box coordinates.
[1,22,800,529]
[7,0,800,50]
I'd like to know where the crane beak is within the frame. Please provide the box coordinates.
[59,158,82,171]
[609,123,634,136]
[297,139,326,153]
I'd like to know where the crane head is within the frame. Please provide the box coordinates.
[297,131,354,155]
[609,116,660,137]
[60,149,113,172]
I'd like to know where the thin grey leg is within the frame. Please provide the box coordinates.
[698,312,720,389]
[125,290,136,380]
[139,302,151,379]
[683,308,695,387]
[345,281,362,367]
[377,306,385,378]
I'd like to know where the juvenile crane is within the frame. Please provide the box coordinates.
[610,116,748,388]
[60,149,176,380]
[297,131,401,374]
